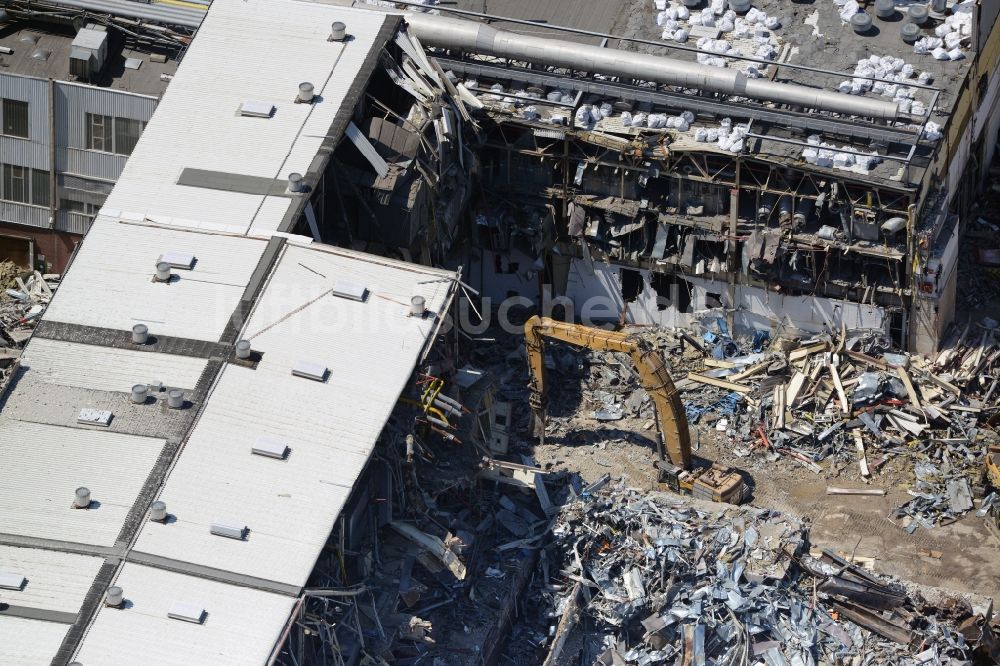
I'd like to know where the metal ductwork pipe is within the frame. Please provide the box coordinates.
[401,13,900,121]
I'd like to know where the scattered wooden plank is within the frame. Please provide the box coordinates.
[703,359,736,369]
[917,370,962,396]
[773,383,786,430]
[829,363,850,415]
[789,341,829,361]
[846,350,888,370]
[895,367,924,420]
[730,361,769,382]
[826,487,886,496]
[785,371,808,405]
[854,430,870,478]
[686,372,751,394]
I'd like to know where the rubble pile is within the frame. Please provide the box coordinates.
[525,313,1000,533]
[526,483,992,665]
[0,265,57,389]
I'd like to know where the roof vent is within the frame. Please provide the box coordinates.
[0,571,26,590]
[850,12,873,34]
[150,500,168,522]
[292,360,328,382]
[235,340,252,359]
[210,521,247,540]
[238,100,275,118]
[252,435,289,459]
[874,0,896,19]
[105,586,124,607]
[78,408,112,427]
[329,21,347,42]
[154,262,172,283]
[681,0,699,7]
[410,295,426,317]
[728,0,751,14]
[297,82,315,103]
[287,172,304,193]
[901,23,921,43]
[131,384,148,404]
[908,5,928,25]
[167,389,184,409]
[158,251,195,270]
[331,280,367,302]
[132,324,149,345]
[73,487,92,509]
[168,602,205,624]
[930,0,946,11]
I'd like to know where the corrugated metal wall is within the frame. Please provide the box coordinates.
[0,74,50,171]
[55,82,158,149]
[0,201,51,228]
[0,76,157,233]
[54,82,157,181]
[57,147,128,181]
[55,210,93,234]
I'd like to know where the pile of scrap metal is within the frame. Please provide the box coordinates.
[0,264,57,392]
[526,483,997,665]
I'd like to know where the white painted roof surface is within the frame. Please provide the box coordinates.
[42,218,268,341]
[0,546,104,613]
[0,616,70,666]
[132,244,455,587]
[103,0,391,235]
[72,563,295,666]
[0,421,164,546]
[21,338,208,393]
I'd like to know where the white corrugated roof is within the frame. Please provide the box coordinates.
[0,421,165,546]
[0,546,104,614]
[72,563,296,666]
[43,218,269,342]
[0,616,69,666]
[0,0,457,660]
[21,338,208,393]
[102,0,390,235]
[132,244,454,587]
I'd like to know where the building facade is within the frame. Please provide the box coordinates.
[0,11,184,271]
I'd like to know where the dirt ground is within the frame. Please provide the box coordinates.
[527,415,1000,601]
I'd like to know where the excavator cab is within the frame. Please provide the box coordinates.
[525,316,748,505]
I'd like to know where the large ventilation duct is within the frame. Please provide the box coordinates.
[401,13,900,121]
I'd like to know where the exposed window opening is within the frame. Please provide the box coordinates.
[650,271,691,312]
[704,291,723,309]
[620,268,644,303]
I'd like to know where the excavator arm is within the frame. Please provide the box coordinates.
[524,315,747,504]
[524,315,691,469]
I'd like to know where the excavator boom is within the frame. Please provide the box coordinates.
[524,316,746,504]
[524,316,691,469]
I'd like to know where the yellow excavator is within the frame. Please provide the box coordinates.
[524,316,747,504]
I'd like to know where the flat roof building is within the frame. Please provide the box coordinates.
[0,0,459,663]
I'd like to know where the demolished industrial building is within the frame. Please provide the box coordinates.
[0,0,1000,664]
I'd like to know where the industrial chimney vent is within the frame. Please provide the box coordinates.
[105,586,124,608]
[296,82,314,104]
[329,21,347,42]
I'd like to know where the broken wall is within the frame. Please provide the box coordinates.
[734,286,887,338]
[563,259,887,337]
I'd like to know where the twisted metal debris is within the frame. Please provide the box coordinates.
[534,483,982,665]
